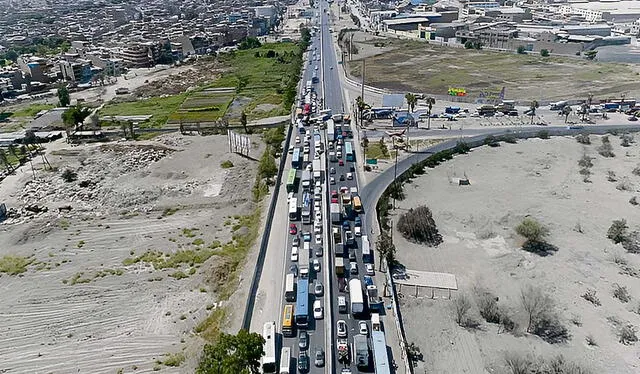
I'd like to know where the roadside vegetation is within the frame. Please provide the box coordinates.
[0,255,35,275]
[197,329,264,373]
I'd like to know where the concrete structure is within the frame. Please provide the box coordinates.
[559,1,640,23]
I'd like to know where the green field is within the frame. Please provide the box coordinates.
[100,42,303,126]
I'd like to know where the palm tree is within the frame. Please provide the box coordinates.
[355,96,366,128]
[7,144,21,165]
[562,106,572,123]
[529,100,539,125]
[425,97,436,130]
[0,149,15,174]
[405,93,417,113]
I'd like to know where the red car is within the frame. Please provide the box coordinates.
[289,224,298,235]
[338,159,344,166]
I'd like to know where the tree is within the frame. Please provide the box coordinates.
[584,50,597,60]
[516,45,526,54]
[608,219,628,244]
[355,96,367,128]
[197,329,265,374]
[397,206,443,246]
[5,50,18,62]
[464,41,474,49]
[62,104,91,129]
[258,146,277,180]
[57,86,70,107]
[0,149,14,174]
[375,230,396,271]
[529,100,539,125]
[362,136,369,160]
[520,285,554,333]
[540,49,550,57]
[453,293,473,326]
[238,37,262,50]
[561,105,572,123]
[405,93,417,113]
[425,97,435,130]
[240,111,248,134]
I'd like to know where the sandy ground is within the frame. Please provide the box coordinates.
[0,133,262,373]
[391,135,640,373]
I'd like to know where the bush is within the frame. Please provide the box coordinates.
[540,49,550,57]
[578,154,594,168]
[632,165,640,176]
[622,231,640,253]
[537,130,550,139]
[517,45,526,54]
[515,217,549,242]
[619,324,638,345]
[532,314,571,344]
[501,134,517,144]
[476,289,500,323]
[613,283,631,303]
[598,136,615,157]
[484,135,500,147]
[452,293,474,327]
[397,206,443,246]
[581,289,601,306]
[220,160,234,168]
[607,170,617,182]
[61,168,78,182]
[621,134,634,147]
[575,133,591,144]
[607,219,628,244]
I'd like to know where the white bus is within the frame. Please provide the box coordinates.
[262,321,277,373]
[349,278,364,315]
[285,273,296,302]
[289,197,298,220]
[279,346,291,374]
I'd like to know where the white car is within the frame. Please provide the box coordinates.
[337,320,347,337]
[291,246,299,262]
[365,263,375,276]
[315,211,322,221]
[359,321,368,336]
[330,177,335,185]
[354,226,361,237]
[313,259,321,272]
[313,300,323,319]
[315,235,322,245]
[314,223,322,234]
[306,164,313,171]
[346,172,353,180]
[314,200,321,210]
[315,179,321,187]
[304,146,310,154]
[295,136,300,144]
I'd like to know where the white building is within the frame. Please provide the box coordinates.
[559,1,640,23]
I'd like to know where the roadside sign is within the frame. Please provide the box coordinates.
[366,159,378,165]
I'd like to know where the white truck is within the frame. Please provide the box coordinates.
[353,334,369,368]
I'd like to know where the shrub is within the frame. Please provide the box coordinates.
[578,154,594,168]
[540,49,550,57]
[515,217,549,242]
[598,136,615,157]
[476,290,500,323]
[632,165,640,176]
[581,289,601,306]
[613,283,631,303]
[61,168,78,182]
[607,219,628,244]
[517,45,526,54]
[621,134,634,147]
[619,324,638,345]
[616,178,633,191]
[397,206,442,246]
[607,170,617,182]
[533,314,571,344]
[220,160,234,168]
[575,133,591,144]
[622,231,640,253]
[501,134,517,144]
[537,130,550,139]
[452,293,474,327]
[484,135,500,147]
[630,196,639,206]
[586,334,597,346]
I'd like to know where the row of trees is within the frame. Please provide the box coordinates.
[197,329,265,374]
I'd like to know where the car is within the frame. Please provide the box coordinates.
[339,174,345,181]
[340,369,352,374]
[289,224,298,235]
[330,66,333,70]
[354,216,362,227]
[306,164,313,171]
[298,352,309,372]
[313,300,323,319]
[346,172,353,180]
[338,277,347,292]
[338,159,344,166]
[337,144,343,152]
[354,226,361,237]
[314,281,324,296]
[350,262,358,275]
[359,321,369,335]
[303,232,312,242]
[330,176,335,184]
[315,235,322,245]
[349,250,356,261]
[315,178,321,187]
[314,201,321,211]
[292,236,300,247]
[290,264,299,277]
[330,167,336,174]
[313,259,321,272]
[331,196,339,204]
[350,165,355,172]
[295,136,300,143]
[314,348,325,367]
[314,153,320,160]
[315,65,318,70]
[304,146,310,154]
[337,320,348,337]
[299,330,309,350]
[315,246,323,257]
[315,211,322,221]
[340,186,349,193]
[289,146,295,154]
[365,263,375,276]
[629,116,638,121]
[291,247,299,262]
[337,151,343,158]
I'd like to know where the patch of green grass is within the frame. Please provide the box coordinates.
[365,142,390,160]
[0,255,35,275]
[195,306,227,342]
[10,103,55,118]
[67,272,92,285]
[122,248,215,269]
[220,160,234,168]
[76,240,85,248]
[94,268,124,278]
[192,238,205,246]
[162,207,179,217]
[100,94,187,128]
[182,228,199,238]
[170,271,189,279]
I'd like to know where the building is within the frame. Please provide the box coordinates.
[559,1,640,23]
[119,45,151,68]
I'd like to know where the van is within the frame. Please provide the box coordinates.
[371,313,381,331]
[338,296,347,313]
[304,241,310,253]
[280,346,291,374]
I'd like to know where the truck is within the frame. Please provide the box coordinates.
[366,284,383,312]
[301,170,312,189]
[550,100,568,111]
[353,334,369,368]
[337,338,350,364]
[312,159,321,172]
[330,203,342,223]
[349,278,364,315]
[494,100,515,114]
[302,208,312,224]
[335,257,345,276]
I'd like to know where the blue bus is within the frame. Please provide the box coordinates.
[345,141,354,161]
[372,331,391,374]
[292,147,302,169]
[295,278,309,328]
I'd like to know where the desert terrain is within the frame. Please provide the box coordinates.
[0,133,263,373]
[391,134,640,373]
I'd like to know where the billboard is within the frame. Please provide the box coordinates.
[227,130,251,156]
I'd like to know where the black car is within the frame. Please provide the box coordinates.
[315,246,323,257]
[299,331,309,350]
[350,165,355,172]
[298,352,310,373]
[339,174,345,181]
[289,264,298,277]
[314,349,325,367]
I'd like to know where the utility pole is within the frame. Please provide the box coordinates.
[360,59,365,129]
[393,141,398,210]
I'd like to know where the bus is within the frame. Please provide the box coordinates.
[303,152,309,165]
[279,347,291,374]
[372,330,391,374]
[295,278,309,327]
[326,119,335,141]
[285,273,296,302]
[282,305,295,337]
[345,141,354,161]
[289,197,298,221]
[286,169,298,193]
[361,235,372,263]
[349,278,364,316]
[352,195,362,213]
[292,148,301,169]
[262,321,277,373]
